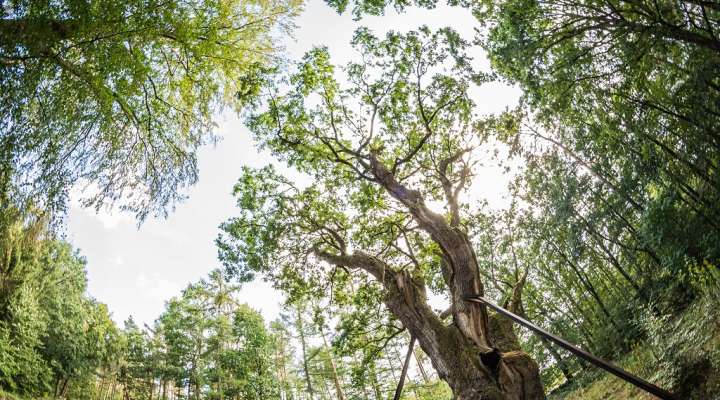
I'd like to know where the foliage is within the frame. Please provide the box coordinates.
[118,270,283,400]
[0,208,120,397]
[3,0,720,398]
[218,0,720,397]
[0,0,300,220]
[218,22,549,399]
[217,25,482,306]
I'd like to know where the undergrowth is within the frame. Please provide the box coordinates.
[550,283,720,400]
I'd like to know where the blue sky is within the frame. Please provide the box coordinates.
[66,0,521,327]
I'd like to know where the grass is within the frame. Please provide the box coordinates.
[0,390,28,400]
[548,348,660,400]
[549,291,720,400]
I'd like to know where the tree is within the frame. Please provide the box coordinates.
[152,270,282,400]
[478,0,720,282]
[0,0,300,219]
[0,208,52,395]
[118,317,154,400]
[269,318,301,400]
[224,304,280,399]
[0,207,121,399]
[217,27,544,399]
[159,286,210,399]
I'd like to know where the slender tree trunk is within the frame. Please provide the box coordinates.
[387,344,400,381]
[318,369,332,399]
[561,249,619,329]
[351,353,372,399]
[98,376,108,400]
[318,325,346,400]
[295,305,315,399]
[541,337,573,383]
[392,336,415,400]
[59,378,70,398]
[414,349,430,384]
[370,363,383,400]
[54,378,61,398]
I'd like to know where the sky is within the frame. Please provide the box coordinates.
[66,0,521,327]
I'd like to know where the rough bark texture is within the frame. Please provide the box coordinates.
[315,155,545,398]
[372,155,544,399]
[318,250,544,400]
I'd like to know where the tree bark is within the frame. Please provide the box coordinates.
[540,337,573,384]
[109,380,117,400]
[414,349,430,384]
[59,378,70,398]
[317,250,544,400]
[370,363,383,400]
[351,155,545,399]
[318,324,346,400]
[392,336,416,400]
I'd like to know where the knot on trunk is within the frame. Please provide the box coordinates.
[479,348,503,375]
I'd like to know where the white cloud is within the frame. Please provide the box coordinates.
[237,280,283,323]
[93,210,133,230]
[136,272,184,302]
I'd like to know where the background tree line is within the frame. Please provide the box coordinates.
[0,207,448,399]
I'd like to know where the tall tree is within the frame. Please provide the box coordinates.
[479,0,720,281]
[0,207,121,399]
[217,27,544,399]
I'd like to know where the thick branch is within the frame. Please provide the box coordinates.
[312,248,462,374]
[367,153,493,351]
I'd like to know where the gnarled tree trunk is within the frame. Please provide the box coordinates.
[317,156,545,399]
[319,251,544,399]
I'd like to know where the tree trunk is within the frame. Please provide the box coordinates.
[59,378,70,398]
[414,349,430,384]
[319,250,545,400]
[54,378,63,398]
[318,325,346,400]
[370,363,383,400]
[109,380,117,400]
[295,305,315,399]
[392,336,416,400]
[540,337,573,383]
[313,156,544,399]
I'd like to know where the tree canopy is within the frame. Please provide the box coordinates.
[1,0,300,219]
[217,26,546,399]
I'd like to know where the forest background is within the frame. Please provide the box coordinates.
[1,0,719,398]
